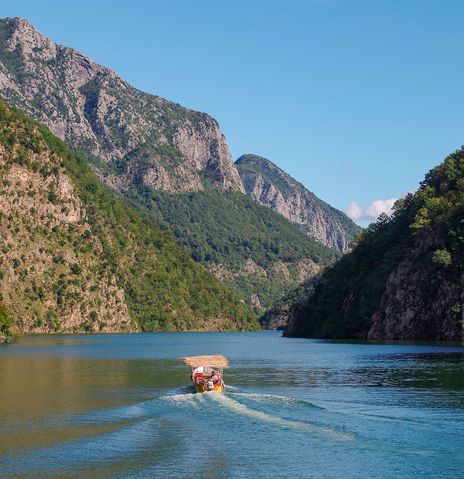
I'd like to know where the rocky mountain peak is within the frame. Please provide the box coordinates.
[0,17,244,194]
[1,17,56,60]
[235,154,360,252]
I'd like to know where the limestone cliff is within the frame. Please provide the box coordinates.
[0,17,244,194]
[367,248,463,341]
[236,154,360,252]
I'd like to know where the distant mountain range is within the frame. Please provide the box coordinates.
[0,17,359,315]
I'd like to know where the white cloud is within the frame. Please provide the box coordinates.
[346,198,397,222]
[346,201,363,221]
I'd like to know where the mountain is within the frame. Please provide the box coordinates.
[0,99,257,335]
[260,277,317,330]
[0,17,243,194]
[0,17,341,311]
[128,185,337,312]
[284,148,464,341]
[235,154,360,252]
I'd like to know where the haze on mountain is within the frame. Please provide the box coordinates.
[0,17,358,313]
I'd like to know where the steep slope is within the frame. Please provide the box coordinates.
[236,154,360,252]
[0,17,341,311]
[284,148,464,341]
[0,17,244,194]
[126,185,335,312]
[0,99,256,334]
[260,277,317,330]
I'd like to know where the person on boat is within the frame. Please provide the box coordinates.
[210,369,221,385]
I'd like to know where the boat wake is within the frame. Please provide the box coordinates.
[4,385,449,479]
[209,393,353,441]
[229,392,325,410]
[160,391,208,409]
[144,390,438,458]
[159,388,352,441]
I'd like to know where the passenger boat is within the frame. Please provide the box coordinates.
[182,355,228,393]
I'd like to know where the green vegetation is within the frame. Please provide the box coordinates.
[125,185,338,309]
[431,249,452,267]
[286,149,464,339]
[113,136,184,175]
[130,186,337,268]
[0,303,15,342]
[0,99,257,332]
[236,154,361,241]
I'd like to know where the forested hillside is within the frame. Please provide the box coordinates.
[236,154,360,252]
[126,186,336,311]
[285,149,464,341]
[0,99,257,337]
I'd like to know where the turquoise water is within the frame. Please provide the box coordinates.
[0,331,463,478]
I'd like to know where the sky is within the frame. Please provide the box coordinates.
[2,0,464,225]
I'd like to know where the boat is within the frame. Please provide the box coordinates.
[182,355,228,393]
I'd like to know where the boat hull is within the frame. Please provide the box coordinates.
[195,383,224,393]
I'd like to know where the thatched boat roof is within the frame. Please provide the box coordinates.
[182,355,229,368]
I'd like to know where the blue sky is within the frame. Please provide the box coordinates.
[2,0,464,224]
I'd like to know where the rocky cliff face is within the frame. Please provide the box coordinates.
[0,17,244,194]
[0,17,360,254]
[367,249,463,340]
[284,149,464,341]
[236,154,360,252]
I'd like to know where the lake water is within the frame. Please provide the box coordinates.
[0,332,463,479]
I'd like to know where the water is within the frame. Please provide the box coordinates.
[0,332,463,479]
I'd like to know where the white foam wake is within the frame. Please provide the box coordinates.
[229,392,324,409]
[210,393,352,441]
[160,392,208,410]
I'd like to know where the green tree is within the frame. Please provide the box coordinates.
[0,303,15,341]
[432,249,452,267]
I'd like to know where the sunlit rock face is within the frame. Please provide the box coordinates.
[0,17,244,194]
[236,154,360,252]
